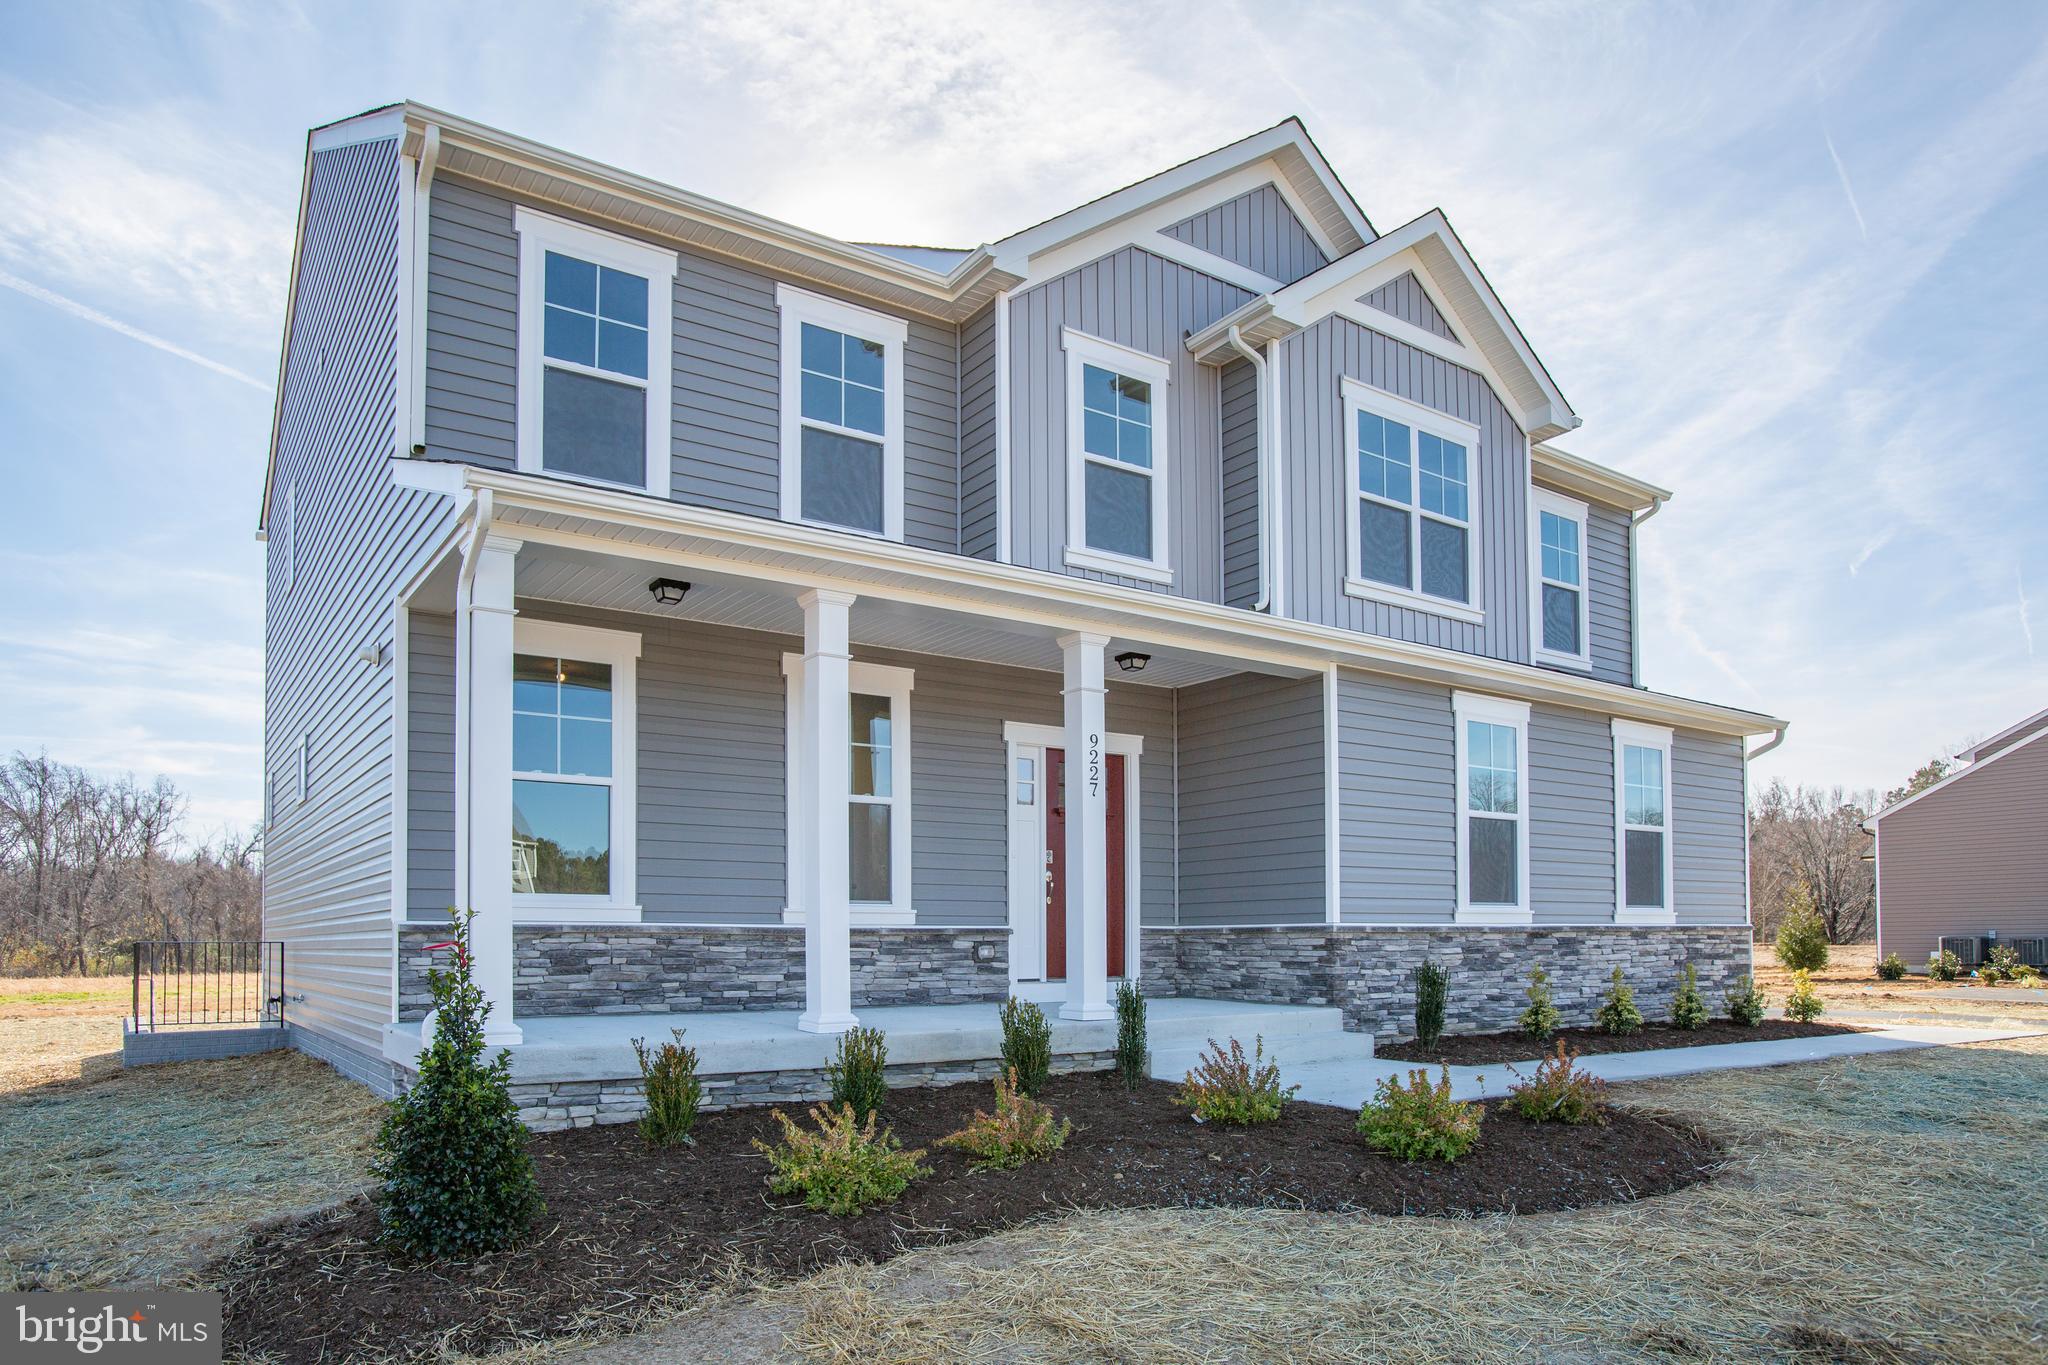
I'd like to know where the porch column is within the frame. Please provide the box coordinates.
[796,588,859,1033]
[457,532,522,1045]
[1059,631,1113,1021]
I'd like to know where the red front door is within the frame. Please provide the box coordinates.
[1043,748,1126,981]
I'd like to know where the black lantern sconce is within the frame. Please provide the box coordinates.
[1115,651,1151,674]
[648,578,692,606]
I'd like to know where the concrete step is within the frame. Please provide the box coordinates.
[1148,1023,1374,1081]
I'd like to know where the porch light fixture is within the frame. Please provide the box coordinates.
[647,578,691,606]
[1115,651,1151,673]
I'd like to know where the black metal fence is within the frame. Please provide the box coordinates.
[130,941,285,1031]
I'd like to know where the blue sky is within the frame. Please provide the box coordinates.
[2,0,2043,835]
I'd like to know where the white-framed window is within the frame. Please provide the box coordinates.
[513,206,677,494]
[1453,691,1531,923]
[510,618,641,911]
[1341,378,1482,625]
[782,655,915,924]
[1532,489,1591,668]
[776,284,908,540]
[1060,328,1173,585]
[1612,720,1675,924]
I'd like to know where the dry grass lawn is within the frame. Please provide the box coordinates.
[0,974,132,1090]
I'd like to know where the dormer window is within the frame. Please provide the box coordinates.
[1341,379,1481,625]
[776,284,907,540]
[1060,329,1173,585]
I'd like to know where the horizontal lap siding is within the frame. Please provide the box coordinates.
[957,303,999,559]
[1280,315,1530,661]
[423,180,516,467]
[672,249,779,516]
[1359,271,1457,342]
[1160,183,1329,285]
[1876,737,2048,961]
[1336,671,1457,924]
[1530,706,1616,923]
[1178,674,1325,925]
[406,611,455,919]
[1008,247,1250,601]
[1673,730,1747,926]
[1219,358,1260,609]
[1585,502,1633,684]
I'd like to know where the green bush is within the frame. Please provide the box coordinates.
[1774,890,1831,971]
[754,1103,927,1215]
[372,908,543,1258]
[999,998,1053,1096]
[1669,963,1710,1031]
[1976,945,2040,985]
[1596,966,1643,1036]
[937,1067,1072,1171]
[1356,1066,1482,1161]
[1174,1036,1298,1125]
[632,1028,702,1147]
[827,1025,889,1124]
[1519,963,1562,1040]
[1724,973,1766,1026]
[1784,967,1825,1023]
[1414,961,1449,1048]
[1506,1041,1609,1125]
[1114,979,1147,1090]
[1927,949,1961,982]
[1876,952,1908,982]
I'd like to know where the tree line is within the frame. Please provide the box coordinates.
[0,752,260,975]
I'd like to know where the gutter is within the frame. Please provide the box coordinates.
[1219,325,1272,612]
[1747,725,1787,762]
[1627,496,1664,686]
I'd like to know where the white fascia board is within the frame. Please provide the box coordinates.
[1531,444,1672,514]
[1960,705,2048,763]
[1866,724,2048,825]
[311,106,406,152]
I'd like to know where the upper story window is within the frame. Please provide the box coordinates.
[509,618,641,910]
[776,284,907,540]
[514,207,677,494]
[1533,490,1591,668]
[1061,328,1172,586]
[1341,379,1481,626]
[1453,692,1531,924]
[1612,720,1675,924]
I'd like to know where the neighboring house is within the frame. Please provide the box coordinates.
[1866,707,2048,970]
[259,103,1785,1107]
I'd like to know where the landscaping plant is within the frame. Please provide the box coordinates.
[1724,973,1767,1026]
[753,1103,927,1215]
[1414,961,1449,1048]
[1669,962,1710,1031]
[631,1028,702,1147]
[999,997,1053,1096]
[1114,979,1148,1090]
[1595,966,1643,1036]
[938,1067,1072,1171]
[1977,944,2041,985]
[827,1025,889,1124]
[1355,1066,1482,1161]
[1773,889,1831,971]
[1784,968,1825,1023]
[1927,949,1961,982]
[1175,1036,1298,1125]
[1876,952,1908,981]
[1519,962,1562,1040]
[371,908,543,1258]
[1506,1041,1609,1125]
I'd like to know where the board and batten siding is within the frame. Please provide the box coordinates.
[265,136,463,1060]
[1359,271,1458,342]
[1159,182,1330,286]
[421,176,962,552]
[1219,357,1260,609]
[1277,313,1531,661]
[1177,674,1325,925]
[1006,246,1252,600]
[957,303,999,559]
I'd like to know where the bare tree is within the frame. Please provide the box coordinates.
[1749,780,1876,944]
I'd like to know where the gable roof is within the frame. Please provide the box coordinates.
[1961,706,2048,763]
[1865,717,2048,828]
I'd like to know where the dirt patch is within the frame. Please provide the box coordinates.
[216,1070,1719,1362]
[1379,1019,1865,1067]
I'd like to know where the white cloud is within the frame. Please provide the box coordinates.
[0,268,266,388]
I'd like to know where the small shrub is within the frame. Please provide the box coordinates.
[1595,966,1643,1036]
[632,1028,702,1147]
[372,908,543,1258]
[1506,1041,1610,1125]
[1175,1036,1298,1125]
[999,997,1053,1096]
[1724,973,1767,1026]
[1976,945,2038,985]
[1784,968,1825,1023]
[1927,949,1961,982]
[753,1103,927,1215]
[827,1025,888,1124]
[1356,1066,1482,1162]
[1876,952,1907,982]
[1669,962,1710,1031]
[938,1067,1072,1171]
[1114,979,1147,1090]
[1774,889,1831,971]
[1414,961,1449,1049]
[1519,963,1562,1040]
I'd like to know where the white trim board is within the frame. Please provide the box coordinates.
[1002,721,1143,989]
[1612,719,1676,926]
[1061,327,1175,587]
[1530,487,1592,671]
[1340,377,1484,626]
[1453,691,1532,925]
[775,283,910,542]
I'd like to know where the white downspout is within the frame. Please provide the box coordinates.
[1221,325,1272,612]
[1627,496,1664,686]
[407,124,441,455]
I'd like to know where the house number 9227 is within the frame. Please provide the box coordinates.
[1088,733,1101,797]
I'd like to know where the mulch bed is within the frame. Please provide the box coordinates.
[1379,1020,1867,1068]
[216,1071,1720,1362]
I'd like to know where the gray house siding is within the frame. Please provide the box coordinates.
[1586,501,1633,685]
[265,135,462,1062]
[422,179,517,468]
[1007,246,1252,600]
[1277,313,1531,661]
[406,610,455,919]
[1178,674,1325,926]
[1529,705,1617,924]
[1160,183,1329,285]
[957,303,999,559]
[1219,358,1260,609]
[1335,670,1457,924]
[1360,271,1457,342]
[1673,730,1749,927]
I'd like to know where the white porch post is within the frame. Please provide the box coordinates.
[457,532,522,1046]
[797,588,859,1034]
[1059,631,1113,1021]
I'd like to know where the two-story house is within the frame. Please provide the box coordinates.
[261,103,1785,1115]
